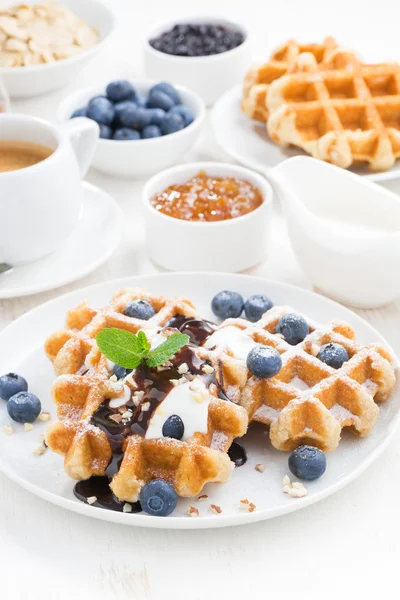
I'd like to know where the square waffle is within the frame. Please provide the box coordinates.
[201,306,396,452]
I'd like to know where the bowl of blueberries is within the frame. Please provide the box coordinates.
[57,79,206,178]
[144,18,251,106]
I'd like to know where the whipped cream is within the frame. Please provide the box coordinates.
[204,326,257,361]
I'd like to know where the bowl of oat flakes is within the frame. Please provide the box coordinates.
[0,0,116,98]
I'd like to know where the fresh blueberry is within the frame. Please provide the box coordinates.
[124,300,155,320]
[139,479,178,517]
[106,80,136,103]
[119,105,151,129]
[87,96,115,126]
[113,101,135,126]
[317,343,349,369]
[142,125,162,139]
[246,346,282,378]
[113,128,141,141]
[148,90,176,112]
[99,124,112,139]
[288,445,326,481]
[276,313,309,345]
[211,290,244,319]
[169,105,194,127]
[113,365,133,379]
[244,294,273,322]
[162,415,184,440]
[71,106,88,118]
[7,391,41,424]
[148,108,166,126]
[0,373,28,402]
[160,112,184,135]
[149,82,181,105]
[135,94,148,108]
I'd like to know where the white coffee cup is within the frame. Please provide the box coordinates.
[0,114,99,265]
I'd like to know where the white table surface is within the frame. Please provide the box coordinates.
[2,0,400,598]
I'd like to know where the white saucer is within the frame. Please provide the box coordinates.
[211,85,400,183]
[0,182,124,299]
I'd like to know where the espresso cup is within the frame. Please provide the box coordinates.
[0,114,99,265]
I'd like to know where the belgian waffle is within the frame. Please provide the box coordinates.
[267,49,400,170]
[242,36,339,122]
[45,289,248,502]
[201,306,396,451]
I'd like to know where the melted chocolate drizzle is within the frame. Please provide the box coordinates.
[228,441,247,467]
[164,315,216,345]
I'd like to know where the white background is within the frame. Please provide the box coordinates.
[2,0,400,598]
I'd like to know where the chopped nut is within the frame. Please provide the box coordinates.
[239,499,256,512]
[198,494,208,501]
[187,506,199,517]
[121,410,132,419]
[209,504,222,515]
[3,425,13,435]
[109,374,118,383]
[123,503,132,513]
[24,423,34,432]
[178,363,189,374]
[133,390,145,406]
[109,413,123,423]
[255,463,265,472]
[87,496,97,505]
[33,444,46,456]
[282,474,291,486]
[201,364,214,374]
[38,433,45,443]
[39,411,51,422]
[141,402,150,412]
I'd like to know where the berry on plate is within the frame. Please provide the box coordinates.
[148,90,176,112]
[142,124,162,139]
[124,300,155,320]
[288,445,326,480]
[162,415,184,440]
[106,80,136,103]
[150,82,181,105]
[113,365,133,380]
[0,373,28,402]
[139,479,178,516]
[211,290,244,319]
[317,343,349,369]
[113,128,141,141]
[87,96,115,126]
[247,346,282,378]
[169,105,194,126]
[7,391,41,424]
[244,294,273,322]
[276,313,309,345]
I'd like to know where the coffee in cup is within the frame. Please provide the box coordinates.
[0,140,53,172]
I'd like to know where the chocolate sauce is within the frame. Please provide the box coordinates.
[228,441,247,467]
[164,315,216,345]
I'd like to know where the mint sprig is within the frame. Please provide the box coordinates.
[96,328,189,370]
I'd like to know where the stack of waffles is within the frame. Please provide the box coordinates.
[45,288,396,504]
[242,37,400,171]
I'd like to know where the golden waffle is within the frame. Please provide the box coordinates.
[242,36,339,122]
[267,50,400,170]
[202,306,396,452]
[45,289,248,502]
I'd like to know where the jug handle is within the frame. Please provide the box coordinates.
[60,118,99,179]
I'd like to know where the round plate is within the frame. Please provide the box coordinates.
[0,182,124,298]
[211,85,400,183]
[0,272,398,529]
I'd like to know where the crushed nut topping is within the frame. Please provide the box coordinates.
[255,463,265,472]
[123,503,132,513]
[39,411,51,422]
[209,504,222,515]
[3,425,13,435]
[198,494,208,501]
[33,444,47,456]
[141,402,151,412]
[201,364,214,374]
[187,506,199,517]
[24,423,34,432]
[282,474,308,498]
[87,496,97,505]
[178,363,189,374]
[239,499,256,512]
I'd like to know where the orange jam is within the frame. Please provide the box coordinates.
[150,171,263,222]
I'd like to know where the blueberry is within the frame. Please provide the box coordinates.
[113,128,141,141]
[113,100,135,126]
[87,97,115,126]
[246,346,282,378]
[317,343,349,369]
[148,90,176,112]
[119,105,151,129]
[211,290,244,319]
[124,300,155,320]
[0,373,28,402]
[288,445,326,481]
[71,106,88,119]
[106,80,136,103]
[162,415,184,440]
[113,365,133,379]
[244,294,273,322]
[7,391,41,424]
[276,313,309,345]
[142,125,162,139]
[139,479,178,516]
[160,112,184,135]
[148,108,166,126]
[135,94,148,108]
[149,82,181,105]
[99,124,112,139]
[169,105,195,127]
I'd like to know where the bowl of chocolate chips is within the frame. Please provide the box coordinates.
[143,18,251,106]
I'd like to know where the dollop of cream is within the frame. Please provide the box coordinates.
[204,326,256,361]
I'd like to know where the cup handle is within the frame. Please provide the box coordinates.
[60,118,99,178]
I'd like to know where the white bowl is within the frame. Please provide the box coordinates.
[143,162,273,272]
[0,0,116,98]
[143,17,252,106]
[57,80,206,178]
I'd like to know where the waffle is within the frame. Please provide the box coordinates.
[202,306,396,451]
[45,289,248,502]
[242,37,339,122]
[267,49,400,170]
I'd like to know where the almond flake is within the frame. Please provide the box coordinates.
[209,504,222,515]
[3,425,13,435]
[282,474,291,486]
[198,494,208,501]
[201,364,214,374]
[109,374,118,383]
[123,503,132,513]
[178,363,189,374]
[39,411,51,422]
[121,410,132,419]
[87,496,97,505]
[141,402,150,412]
[255,463,265,472]
[187,506,199,517]
[24,423,34,431]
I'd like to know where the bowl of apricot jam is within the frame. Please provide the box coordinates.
[143,162,273,272]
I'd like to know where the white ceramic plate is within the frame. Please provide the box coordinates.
[0,272,398,530]
[211,86,400,183]
[0,182,123,298]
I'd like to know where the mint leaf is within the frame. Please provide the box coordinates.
[146,333,190,368]
[96,328,144,369]
[136,330,151,358]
